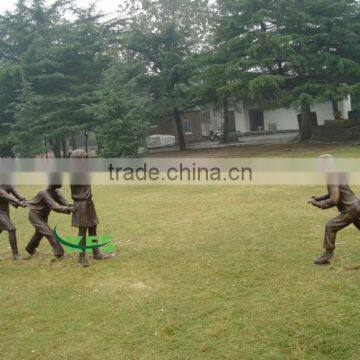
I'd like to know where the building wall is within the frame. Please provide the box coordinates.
[209,105,223,132]
[312,102,334,125]
[263,107,299,131]
[150,98,352,143]
[340,95,352,118]
[234,104,249,133]
[263,103,335,131]
[150,110,203,143]
[181,111,203,142]
[209,104,250,133]
[209,98,352,133]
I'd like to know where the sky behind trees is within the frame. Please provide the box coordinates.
[0,0,123,15]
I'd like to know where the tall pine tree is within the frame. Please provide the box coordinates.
[119,0,210,150]
[215,0,360,140]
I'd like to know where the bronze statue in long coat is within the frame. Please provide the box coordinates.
[70,149,110,267]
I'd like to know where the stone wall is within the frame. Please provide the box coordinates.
[312,121,360,142]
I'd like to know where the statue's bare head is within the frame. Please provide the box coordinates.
[48,172,63,190]
[317,154,334,173]
[70,149,88,159]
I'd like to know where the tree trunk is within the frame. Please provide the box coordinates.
[61,138,67,158]
[69,134,77,149]
[49,138,62,158]
[84,131,89,154]
[299,98,313,141]
[44,138,48,159]
[95,132,102,156]
[332,100,341,120]
[222,97,229,144]
[174,108,186,151]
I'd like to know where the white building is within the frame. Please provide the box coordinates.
[203,96,352,136]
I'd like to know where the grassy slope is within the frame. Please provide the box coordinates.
[149,142,360,158]
[1,144,360,359]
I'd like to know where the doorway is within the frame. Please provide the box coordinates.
[249,109,264,131]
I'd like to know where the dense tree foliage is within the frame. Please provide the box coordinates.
[0,0,359,156]
[214,0,360,140]
[92,61,150,157]
[0,0,115,156]
[118,0,210,150]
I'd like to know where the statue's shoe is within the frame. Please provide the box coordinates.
[314,251,334,265]
[93,253,112,260]
[12,253,21,261]
[79,254,89,268]
[51,255,65,263]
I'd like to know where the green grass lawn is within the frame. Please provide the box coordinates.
[1,144,360,359]
[152,141,360,158]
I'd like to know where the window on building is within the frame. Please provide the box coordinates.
[182,119,192,133]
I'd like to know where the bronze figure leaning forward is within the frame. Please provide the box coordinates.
[310,170,360,265]
[25,184,75,260]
